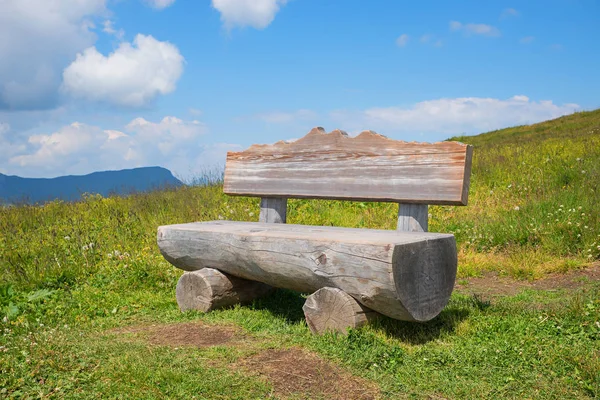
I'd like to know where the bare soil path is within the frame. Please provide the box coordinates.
[455,262,600,298]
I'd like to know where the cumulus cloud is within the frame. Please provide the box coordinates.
[62,34,185,107]
[144,0,176,9]
[450,21,501,37]
[0,0,180,111]
[0,0,107,110]
[102,20,125,39]
[396,34,409,47]
[211,0,287,29]
[4,116,239,179]
[330,96,580,138]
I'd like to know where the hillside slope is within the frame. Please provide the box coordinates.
[1,110,599,290]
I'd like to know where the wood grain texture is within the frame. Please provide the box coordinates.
[158,221,457,322]
[176,268,272,312]
[224,127,473,205]
[259,197,287,223]
[303,287,380,334]
[397,203,428,232]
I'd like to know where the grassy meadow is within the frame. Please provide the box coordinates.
[1,110,599,399]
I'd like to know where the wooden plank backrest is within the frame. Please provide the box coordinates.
[224,127,473,206]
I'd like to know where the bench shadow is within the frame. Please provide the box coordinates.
[249,288,308,324]
[249,289,486,345]
[373,294,489,345]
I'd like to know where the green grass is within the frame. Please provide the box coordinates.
[1,110,600,398]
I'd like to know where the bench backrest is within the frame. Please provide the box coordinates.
[223,127,473,231]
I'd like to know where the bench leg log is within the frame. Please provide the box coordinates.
[176,268,272,312]
[303,287,380,334]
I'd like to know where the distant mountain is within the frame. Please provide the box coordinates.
[0,166,183,205]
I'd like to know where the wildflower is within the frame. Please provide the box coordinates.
[514,206,520,211]
[82,245,88,251]
[582,170,586,174]
[249,212,255,217]
[64,236,70,240]
[507,184,512,189]
[218,215,224,220]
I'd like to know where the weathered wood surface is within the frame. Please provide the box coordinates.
[303,287,380,334]
[224,127,473,205]
[259,197,287,223]
[397,203,428,232]
[158,221,457,322]
[176,268,272,312]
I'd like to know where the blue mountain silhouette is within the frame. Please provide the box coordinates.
[0,166,183,205]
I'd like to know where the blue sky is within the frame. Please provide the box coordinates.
[0,0,598,179]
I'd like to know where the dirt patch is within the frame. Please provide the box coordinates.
[456,261,600,298]
[236,347,379,400]
[110,322,240,348]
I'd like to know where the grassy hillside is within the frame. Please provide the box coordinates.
[1,111,599,398]
[2,110,599,291]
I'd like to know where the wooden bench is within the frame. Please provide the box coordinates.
[157,127,473,334]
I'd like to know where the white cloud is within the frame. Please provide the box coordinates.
[102,20,125,39]
[330,95,580,137]
[450,21,501,37]
[0,0,107,110]
[9,123,109,174]
[396,34,409,47]
[4,116,238,179]
[0,0,179,111]
[62,34,185,107]
[255,109,317,124]
[211,0,287,29]
[145,0,176,9]
[520,36,535,44]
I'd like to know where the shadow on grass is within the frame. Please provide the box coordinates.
[249,289,490,345]
[249,288,307,324]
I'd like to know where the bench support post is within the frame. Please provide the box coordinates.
[303,287,380,335]
[176,268,272,312]
[397,203,428,232]
[259,197,287,223]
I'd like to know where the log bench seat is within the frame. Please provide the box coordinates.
[157,127,473,334]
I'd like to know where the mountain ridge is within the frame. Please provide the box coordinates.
[0,166,183,205]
